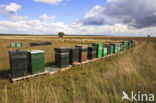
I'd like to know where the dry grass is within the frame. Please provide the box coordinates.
[0,36,156,103]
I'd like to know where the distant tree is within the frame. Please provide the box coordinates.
[147,35,150,37]
[58,32,64,37]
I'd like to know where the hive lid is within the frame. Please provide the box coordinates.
[75,45,88,48]
[8,50,27,53]
[29,50,45,54]
[55,47,69,49]
[54,47,69,53]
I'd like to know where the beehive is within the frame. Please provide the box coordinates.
[103,47,107,57]
[110,44,114,54]
[75,45,88,62]
[21,42,24,47]
[27,50,45,74]
[9,50,28,78]
[55,47,69,68]
[92,43,102,58]
[118,43,122,53]
[88,51,96,60]
[10,42,16,48]
[88,46,96,60]
[69,48,79,64]
[121,42,128,51]
[130,40,135,48]
[110,44,116,54]
[16,42,21,48]
[88,46,96,52]
[106,45,111,55]
[119,43,124,52]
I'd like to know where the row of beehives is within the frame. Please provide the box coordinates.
[55,40,135,68]
[8,40,135,78]
[10,41,52,48]
[10,42,24,48]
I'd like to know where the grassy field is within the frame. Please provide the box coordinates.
[0,36,156,103]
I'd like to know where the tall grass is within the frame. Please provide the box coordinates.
[0,37,156,103]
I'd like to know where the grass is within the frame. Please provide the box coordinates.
[0,36,156,103]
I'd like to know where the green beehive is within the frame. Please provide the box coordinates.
[10,42,16,48]
[115,44,118,53]
[92,43,103,58]
[120,42,125,51]
[130,40,135,48]
[114,43,119,53]
[97,44,103,58]
[122,42,127,51]
[16,42,21,48]
[103,47,107,56]
[27,50,45,74]
[110,45,114,54]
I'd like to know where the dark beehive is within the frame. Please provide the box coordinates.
[9,50,28,78]
[106,45,111,55]
[88,46,96,52]
[55,53,69,68]
[55,47,69,68]
[30,42,51,46]
[88,51,96,60]
[69,48,79,64]
[128,41,131,49]
[129,40,135,48]
[54,47,69,53]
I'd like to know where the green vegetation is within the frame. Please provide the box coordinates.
[58,32,64,37]
[0,36,155,103]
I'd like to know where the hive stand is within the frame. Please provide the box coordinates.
[9,71,49,82]
[45,65,72,75]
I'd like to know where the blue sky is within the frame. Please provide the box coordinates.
[0,0,106,24]
[0,0,156,36]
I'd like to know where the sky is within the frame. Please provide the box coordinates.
[0,0,156,36]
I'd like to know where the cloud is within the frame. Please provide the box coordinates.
[34,0,63,4]
[0,18,156,36]
[40,14,56,21]
[0,19,72,34]
[78,0,156,29]
[0,2,27,21]
[11,16,28,21]
[104,0,156,28]
[0,2,21,16]
[77,5,106,25]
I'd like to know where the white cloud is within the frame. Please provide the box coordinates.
[11,15,28,21]
[0,2,21,16]
[34,0,63,4]
[0,18,156,36]
[0,2,26,22]
[77,5,106,25]
[40,14,56,21]
[85,5,104,18]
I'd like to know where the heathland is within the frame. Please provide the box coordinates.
[0,36,156,103]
